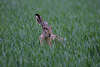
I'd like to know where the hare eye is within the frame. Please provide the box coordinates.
[43,27,48,30]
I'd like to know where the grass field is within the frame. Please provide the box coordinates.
[0,0,100,67]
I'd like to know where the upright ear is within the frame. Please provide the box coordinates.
[49,26,52,30]
[35,14,43,24]
[49,26,52,33]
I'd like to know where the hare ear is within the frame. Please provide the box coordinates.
[49,26,52,32]
[49,26,52,30]
[35,14,42,24]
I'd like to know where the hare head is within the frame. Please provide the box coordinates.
[35,14,50,34]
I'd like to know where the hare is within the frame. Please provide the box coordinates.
[35,14,63,46]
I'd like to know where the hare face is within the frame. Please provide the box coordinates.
[43,26,50,37]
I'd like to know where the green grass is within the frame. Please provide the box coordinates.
[0,0,100,67]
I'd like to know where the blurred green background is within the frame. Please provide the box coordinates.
[0,0,100,67]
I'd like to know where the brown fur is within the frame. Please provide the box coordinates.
[35,14,63,46]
